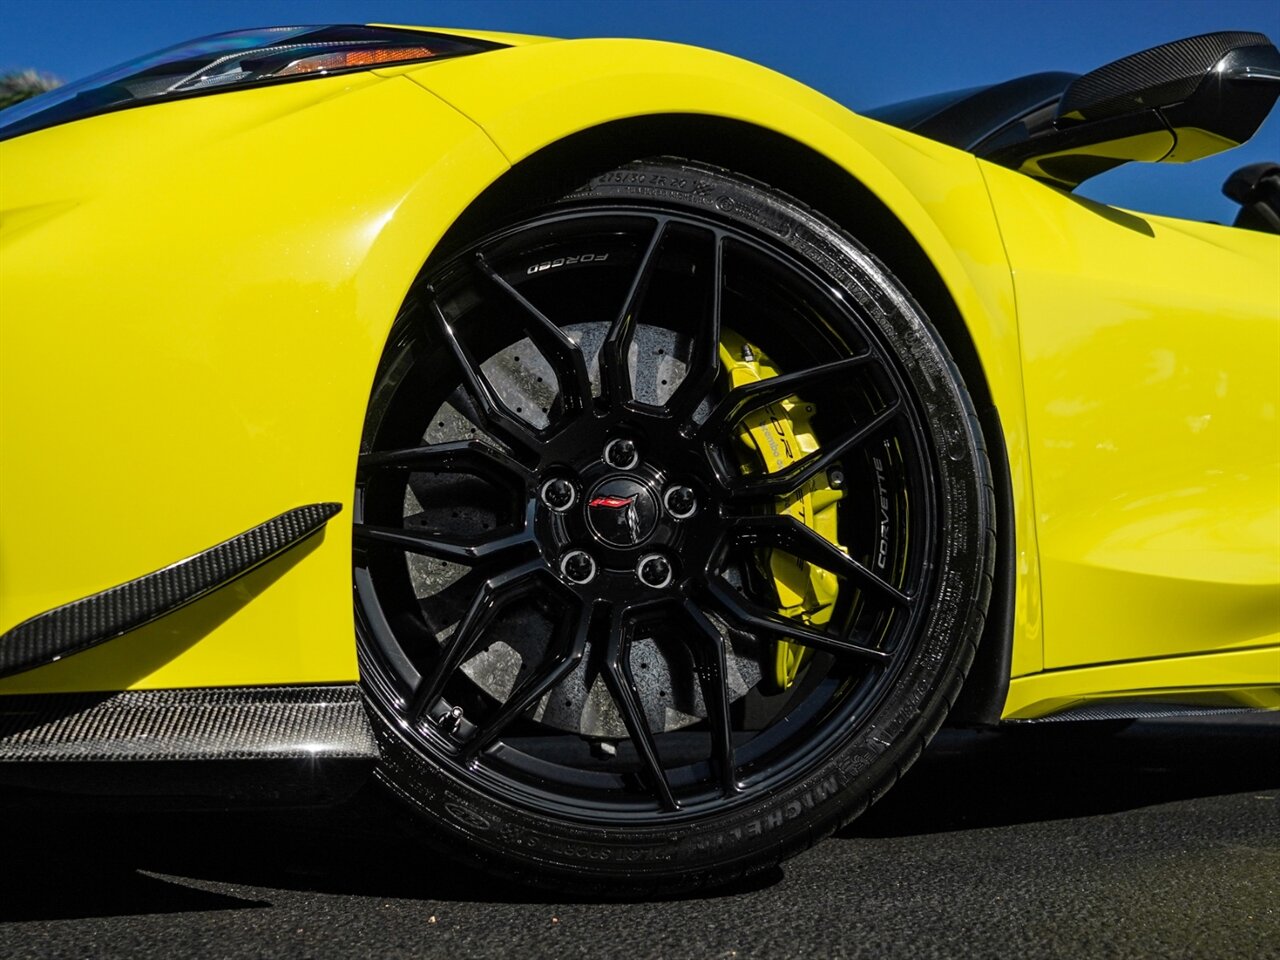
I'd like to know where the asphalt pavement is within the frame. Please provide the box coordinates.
[2,713,1277,960]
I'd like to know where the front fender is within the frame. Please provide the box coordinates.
[0,72,509,692]
[400,38,1044,676]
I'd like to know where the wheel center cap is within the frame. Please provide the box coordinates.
[585,477,658,547]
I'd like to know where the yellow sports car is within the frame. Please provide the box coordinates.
[1,24,1277,892]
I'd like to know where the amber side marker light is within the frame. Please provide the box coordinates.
[276,46,440,76]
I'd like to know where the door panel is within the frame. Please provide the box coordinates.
[980,162,1280,669]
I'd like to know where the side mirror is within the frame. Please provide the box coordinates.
[987,32,1280,188]
[1224,162,1280,233]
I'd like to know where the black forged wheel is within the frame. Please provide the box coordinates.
[353,160,994,892]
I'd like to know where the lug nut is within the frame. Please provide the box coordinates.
[560,549,597,585]
[604,437,639,470]
[438,705,465,734]
[637,553,674,589]
[663,485,698,519]
[540,477,576,512]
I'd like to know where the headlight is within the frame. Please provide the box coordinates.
[0,24,502,142]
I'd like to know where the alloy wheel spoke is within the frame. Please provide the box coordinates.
[723,402,902,501]
[462,598,595,760]
[600,221,667,406]
[704,576,891,664]
[474,253,593,414]
[409,559,546,723]
[696,351,875,442]
[358,439,533,486]
[681,598,739,796]
[424,292,543,457]
[666,233,724,423]
[726,514,912,606]
[352,521,536,565]
[600,602,680,811]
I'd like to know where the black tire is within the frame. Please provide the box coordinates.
[353,159,995,894]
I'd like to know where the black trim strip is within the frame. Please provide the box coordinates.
[0,503,342,678]
[0,684,376,762]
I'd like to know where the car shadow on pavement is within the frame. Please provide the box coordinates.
[0,785,783,921]
[840,716,1280,838]
[0,716,1275,921]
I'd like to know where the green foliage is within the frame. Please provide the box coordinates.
[0,70,62,110]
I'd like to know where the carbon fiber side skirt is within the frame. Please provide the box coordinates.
[0,684,378,803]
[0,503,341,678]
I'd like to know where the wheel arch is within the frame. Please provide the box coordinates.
[421,113,1018,723]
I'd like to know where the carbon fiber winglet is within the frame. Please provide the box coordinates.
[0,503,342,678]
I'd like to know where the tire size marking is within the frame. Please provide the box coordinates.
[597,172,693,190]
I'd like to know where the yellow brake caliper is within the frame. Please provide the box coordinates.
[717,330,844,690]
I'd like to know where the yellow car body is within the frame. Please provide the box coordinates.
[0,28,1276,720]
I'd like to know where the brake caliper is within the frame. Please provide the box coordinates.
[718,330,845,690]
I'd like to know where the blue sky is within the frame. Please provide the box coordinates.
[3,0,1278,222]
